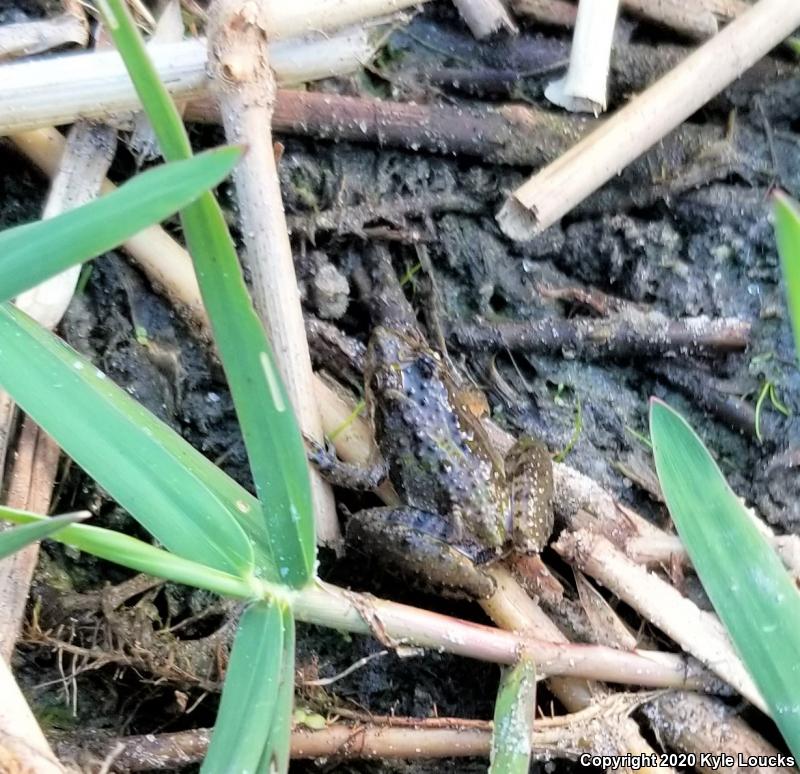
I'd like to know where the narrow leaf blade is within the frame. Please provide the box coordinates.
[490,653,537,774]
[773,192,800,363]
[650,399,800,757]
[0,509,86,559]
[0,148,242,302]
[203,600,295,774]
[0,508,254,599]
[0,302,259,578]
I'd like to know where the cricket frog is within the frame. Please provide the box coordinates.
[313,325,554,598]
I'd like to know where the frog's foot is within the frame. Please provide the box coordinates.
[306,437,388,490]
[346,506,496,600]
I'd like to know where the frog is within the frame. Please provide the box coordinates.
[310,323,554,599]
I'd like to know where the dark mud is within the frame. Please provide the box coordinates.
[1,2,800,771]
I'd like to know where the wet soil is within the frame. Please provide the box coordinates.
[2,2,800,772]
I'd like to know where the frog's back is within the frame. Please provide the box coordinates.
[373,354,506,550]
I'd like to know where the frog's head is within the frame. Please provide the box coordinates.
[366,326,441,394]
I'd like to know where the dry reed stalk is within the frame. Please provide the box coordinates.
[498,0,800,239]
[0,30,378,135]
[207,0,340,546]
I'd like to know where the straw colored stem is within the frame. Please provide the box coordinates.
[292,581,702,688]
[0,31,376,135]
[207,0,340,547]
[554,529,766,712]
[498,0,800,238]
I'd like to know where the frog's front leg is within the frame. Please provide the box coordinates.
[307,438,388,490]
[347,506,496,599]
[505,436,554,553]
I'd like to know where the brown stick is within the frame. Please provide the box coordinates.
[185,89,589,167]
[56,694,657,769]
[448,314,750,359]
[0,421,61,660]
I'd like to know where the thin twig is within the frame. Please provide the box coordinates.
[207,0,340,547]
[497,0,800,238]
[448,314,750,359]
[56,693,658,770]
[186,89,589,167]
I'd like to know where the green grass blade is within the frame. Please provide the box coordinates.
[0,508,256,599]
[260,605,296,773]
[0,509,86,559]
[0,148,241,302]
[98,0,316,587]
[0,302,259,578]
[203,600,295,774]
[774,192,800,364]
[489,653,537,774]
[650,399,800,757]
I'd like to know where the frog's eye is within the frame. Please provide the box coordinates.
[416,352,438,377]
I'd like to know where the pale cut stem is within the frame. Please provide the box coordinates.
[545,0,620,114]
[554,529,767,713]
[0,30,377,136]
[207,0,340,548]
[0,11,88,59]
[0,657,66,773]
[452,0,518,38]
[498,0,800,239]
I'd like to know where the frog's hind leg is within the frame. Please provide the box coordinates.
[307,437,388,490]
[505,436,555,553]
[346,506,496,599]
